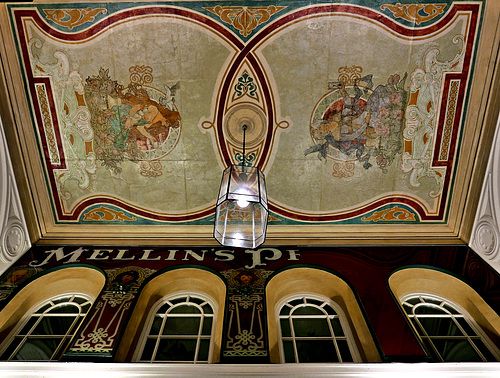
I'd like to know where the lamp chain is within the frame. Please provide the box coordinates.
[242,124,247,168]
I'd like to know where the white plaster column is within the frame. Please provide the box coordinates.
[470,113,500,274]
[0,114,30,275]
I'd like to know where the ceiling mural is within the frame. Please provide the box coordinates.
[4,0,487,237]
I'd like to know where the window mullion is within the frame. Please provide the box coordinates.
[194,312,204,364]
[289,314,299,363]
[412,316,445,362]
[324,310,342,362]
[401,294,500,362]
[51,315,79,360]
[136,294,216,363]
[1,294,93,361]
[151,313,168,362]
[279,296,358,363]
[450,314,487,362]
[8,313,44,360]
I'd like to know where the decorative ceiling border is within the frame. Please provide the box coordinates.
[7,1,483,226]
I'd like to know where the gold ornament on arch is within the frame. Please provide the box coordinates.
[381,3,446,25]
[205,5,286,37]
[43,7,107,30]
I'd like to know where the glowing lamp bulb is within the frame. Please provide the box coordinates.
[233,232,244,247]
[235,187,251,208]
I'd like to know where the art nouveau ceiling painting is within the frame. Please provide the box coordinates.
[1,0,498,244]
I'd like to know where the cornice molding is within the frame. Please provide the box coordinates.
[0,115,30,275]
[470,113,500,273]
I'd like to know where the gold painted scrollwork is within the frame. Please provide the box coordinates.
[332,160,355,178]
[338,65,363,86]
[129,65,153,85]
[205,5,286,37]
[361,206,416,222]
[381,3,446,25]
[83,206,137,222]
[43,7,107,30]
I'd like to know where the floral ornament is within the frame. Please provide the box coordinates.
[377,107,390,119]
[375,122,390,138]
[235,72,257,98]
[377,154,387,167]
[393,109,404,120]
[390,92,402,104]
[387,74,401,86]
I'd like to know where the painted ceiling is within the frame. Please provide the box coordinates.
[2,0,498,244]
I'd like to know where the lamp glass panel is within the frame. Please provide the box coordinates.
[214,164,268,248]
[217,166,232,203]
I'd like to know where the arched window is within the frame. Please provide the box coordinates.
[133,292,217,363]
[116,268,225,363]
[0,293,93,361]
[389,268,500,362]
[401,294,500,362]
[277,294,360,363]
[266,268,381,363]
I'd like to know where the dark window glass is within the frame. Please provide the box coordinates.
[198,339,210,361]
[279,296,358,363]
[402,295,500,362]
[418,317,461,337]
[156,339,196,361]
[0,338,22,360]
[473,339,496,361]
[433,339,482,362]
[201,318,213,336]
[280,319,291,337]
[32,316,77,336]
[170,304,200,314]
[149,317,163,335]
[293,318,330,337]
[163,316,200,335]
[296,340,339,363]
[140,338,157,361]
[330,318,344,336]
[283,341,295,363]
[137,295,215,363]
[294,306,322,316]
[337,339,354,362]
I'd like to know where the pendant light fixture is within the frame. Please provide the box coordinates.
[214,125,269,248]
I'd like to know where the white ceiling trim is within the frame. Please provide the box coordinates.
[0,362,500,377]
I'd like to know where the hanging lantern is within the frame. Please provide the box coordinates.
[214,125,269,248]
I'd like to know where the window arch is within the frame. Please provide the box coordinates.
[401,294,500,362]
[266,267,381,363]
[116,268,226,362]
[0,266,105,361]
[277,294,360,363]
[133,292,216,363]
[389,268,500,362]
[0,293,93,361]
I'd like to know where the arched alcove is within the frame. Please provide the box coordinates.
[389,267,500,355]
[0,266,106,349]
[266,267,381,363]
[115,267,226,362]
